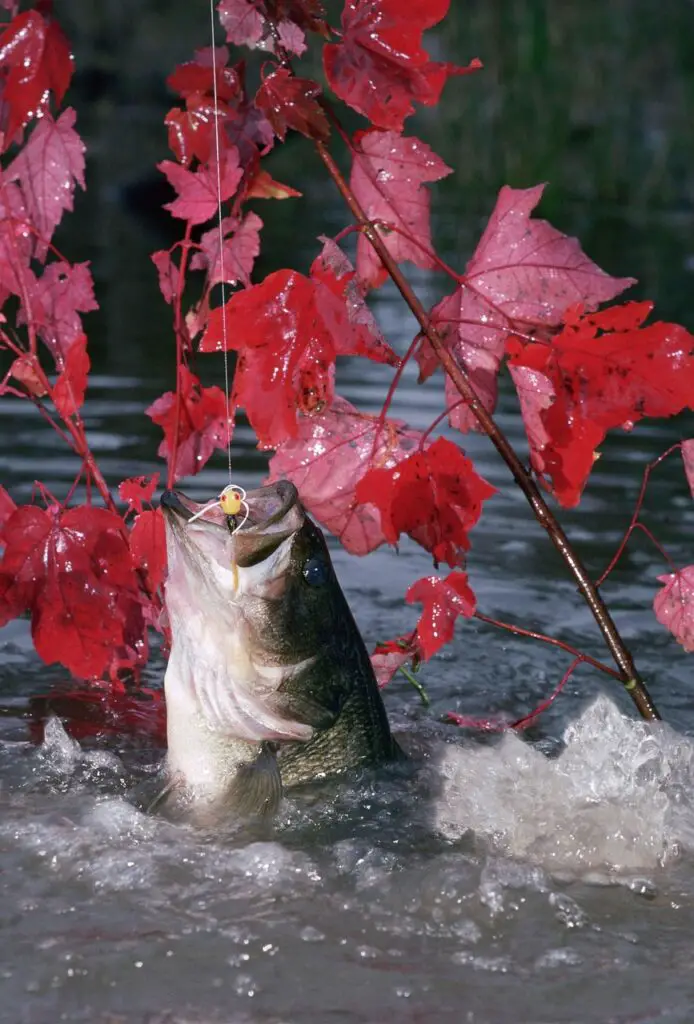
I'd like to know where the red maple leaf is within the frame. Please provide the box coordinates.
[355,436,495,567]
[52,333,89,418]
[159,149,243,225]
[654,567,694,653]
[26,260,98,361]
[145,367,233,481]
[370,634,421,687]
[0,504,145,679]
[350,130,452,288]
[167,48,239,103]
[119,474,160,516]
[323,0,480,131]
[682,440,694,500]
[7,109,85,255]
[199,258,398,446]
[418,184,635,433]
[405,571,476,660]
[506,303,694,506]
[0,485,16,530]
[267,395,423,554]
[255,68,329,142]
[129,508,167,595]
[190,211,263,287]
[0,9,74,146]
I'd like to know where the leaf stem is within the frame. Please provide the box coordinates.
[473,612,622,681]
[397,665,430,706]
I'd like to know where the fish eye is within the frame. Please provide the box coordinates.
[302,555,329,586]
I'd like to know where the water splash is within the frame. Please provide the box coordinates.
[434,694,694,879]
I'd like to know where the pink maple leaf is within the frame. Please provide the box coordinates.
[27,261,98,362]
[370,634,421,688]
[682,440,694,500]
[267,395,423,555]
[151,250,178,306]
[7,109,85,257]
[217,0,308,56]
[190,212,262,287]
[419,185,635,432]
[350,130,452,288]
[217,0,265,48]
[159,150,243,225]
[654,567,694,653]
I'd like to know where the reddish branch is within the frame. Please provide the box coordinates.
[311,137,660,723]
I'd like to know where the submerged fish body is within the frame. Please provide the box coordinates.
[158,480,398,822]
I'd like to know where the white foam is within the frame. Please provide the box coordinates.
[435,694,694,878]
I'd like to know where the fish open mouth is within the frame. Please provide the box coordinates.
[160,480,305,567]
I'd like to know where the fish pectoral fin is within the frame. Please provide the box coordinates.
[272,690,343,733]
[225,743,283,818]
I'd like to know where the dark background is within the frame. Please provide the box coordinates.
[53,0,694,375]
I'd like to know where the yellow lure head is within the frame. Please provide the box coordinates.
[219,485,244,516]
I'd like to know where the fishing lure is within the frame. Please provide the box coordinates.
[186,484,250,533]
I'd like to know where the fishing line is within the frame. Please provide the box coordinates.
[209,0,233,486]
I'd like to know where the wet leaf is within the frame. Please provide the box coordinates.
[356,437,495,568]
[0,504,145,679]
[267,395,423,554]
[255,69,329,141]
[146,367,232,481]
[323,0,480,131]
[29,260,98,361]
[159,150,243,225]
[130,509,167,594]
[654,567,694,653]
[506,303,694,506]
[119,475,160,516]
[200,258,398,446]
[7,109,85,254]
[151,250,178,306]
[0,10,74,146]
[52,332,89,418]
[0,486,16,531]
[418,184,635,433]
[190,211,263,287]
[350,130,452,288]
[405,571,476,659]
[9,355,46,397]
[370,634,421,687]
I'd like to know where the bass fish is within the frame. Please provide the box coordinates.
[154,480,399,822]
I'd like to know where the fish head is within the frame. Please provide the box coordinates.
[161,479,345,656]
